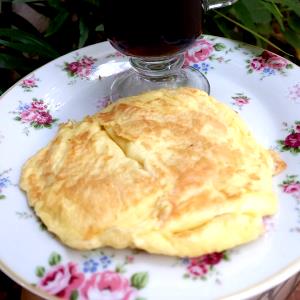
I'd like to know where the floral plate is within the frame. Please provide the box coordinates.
[0,35,300,300]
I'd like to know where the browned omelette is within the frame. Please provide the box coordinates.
[20,87,282,257]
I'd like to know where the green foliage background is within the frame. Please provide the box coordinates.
[0,0,299,95]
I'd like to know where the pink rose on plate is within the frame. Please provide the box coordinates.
[80,271,136,300]
[283,183,300,194]
[34,111,53,125]
[266,56,287,70]
[284,133,300,148]
[67,61,83,74]
[31,100,47,111]
[261,50,276,61]
[39,263,84,299]
[185,39,214,64]
[79,66,92,77]
[250,57,265,71]
[22,78,36,88]
[20,109,38,122]
[202,252,223,266]
[261,50,288,70]
[187,262,208,277]
[80,56,95,67]
[234,97,249,105]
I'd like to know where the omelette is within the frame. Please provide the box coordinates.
[20,87,283,257]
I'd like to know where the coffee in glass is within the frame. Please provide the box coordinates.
[104,0,239,99]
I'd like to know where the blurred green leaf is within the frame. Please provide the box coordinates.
[213,16,237,39]
[84,0,102,7]
[0,39,56,58]
[45,10,69,37]
[239,0,272,24]
[255,23,274,36]
[79,19,89,48]
[0,53,34,70]
[47,0,64,10]
[262,1,285,31]
[214,10,292,56]
[283,28,300,49]
[230,1,256,30]
[0,29,59,58]
[95,24,104,32]
[13,0,46,3]
[282,0,300,17]
[263,0,282,3]
[288,14,300,33]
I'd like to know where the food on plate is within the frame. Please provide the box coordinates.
[269,150,287,175]
[20,87,283,257]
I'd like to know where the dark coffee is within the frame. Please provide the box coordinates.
[104,0,203,57]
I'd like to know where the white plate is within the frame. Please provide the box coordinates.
[0,35,300,300]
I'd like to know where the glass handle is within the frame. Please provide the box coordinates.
[203,0,239,11]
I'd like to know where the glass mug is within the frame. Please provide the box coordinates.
[104,0,238,99]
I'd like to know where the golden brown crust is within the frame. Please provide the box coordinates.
[20,88,278,257]
[269,150,287,175]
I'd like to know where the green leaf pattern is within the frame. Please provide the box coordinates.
[131,272,149,290]
[48,252,62,266]
[35,266,45,278]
